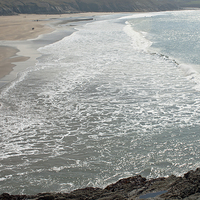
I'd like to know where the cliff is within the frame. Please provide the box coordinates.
[1,0,200,16]
[0,0,179,15]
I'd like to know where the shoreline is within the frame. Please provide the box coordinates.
[1,168,200,199]
[0,46,29,79]
[1,11,200,198]
[0,12,110,90]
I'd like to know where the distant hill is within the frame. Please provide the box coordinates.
[177,0,200,9]
[0,0,199,15]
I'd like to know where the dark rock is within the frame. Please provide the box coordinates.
[0,193,27,200]
[37,193,55,200]
[2,169,200,199]
[105,175,146,192]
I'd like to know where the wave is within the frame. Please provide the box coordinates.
[123,21,152,52]
[1,12,200,194]
[178,63,200,90]
[0,70,29,98]
[123,13,200,91]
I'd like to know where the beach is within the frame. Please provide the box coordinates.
[0,13,108,89]
[0,46,29,79]
[2,10,200,196]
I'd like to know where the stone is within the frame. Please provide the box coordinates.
[2,169,200,200]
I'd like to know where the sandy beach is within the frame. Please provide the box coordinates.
[0,46,29,79]
[0,12,109,88]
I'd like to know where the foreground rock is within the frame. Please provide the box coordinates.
[1,168,200,199]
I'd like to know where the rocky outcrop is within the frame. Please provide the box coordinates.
[1,168,200,199]
[0,0,179,15]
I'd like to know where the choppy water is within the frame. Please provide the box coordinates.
[1,11,200,195]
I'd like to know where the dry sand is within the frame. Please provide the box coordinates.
[0,13,106,41]
[0,13,109,84]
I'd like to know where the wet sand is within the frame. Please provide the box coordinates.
[0,13,109,88]
[0,46,29,79]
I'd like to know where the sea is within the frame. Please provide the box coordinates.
[1,10,200,195]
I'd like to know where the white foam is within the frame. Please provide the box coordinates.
[123,21,152,52]
[0,70,29,97]
[119,12,166,20]
[1,12,200,195]
[179,63,200,90]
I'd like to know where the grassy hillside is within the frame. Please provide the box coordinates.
[0,0,180,15]
[0,0,199,15]
[176,0,200,8]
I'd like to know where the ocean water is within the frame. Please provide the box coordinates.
[1,11,200,195]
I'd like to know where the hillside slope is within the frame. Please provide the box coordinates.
[0,0,179,15]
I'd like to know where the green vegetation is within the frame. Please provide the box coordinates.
[177,0,200,7]
[0,0,199,15]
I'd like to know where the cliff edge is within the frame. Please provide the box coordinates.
[1,168,200,199]
[0,0,179,15]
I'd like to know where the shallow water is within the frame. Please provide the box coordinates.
[1,12,200,195]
